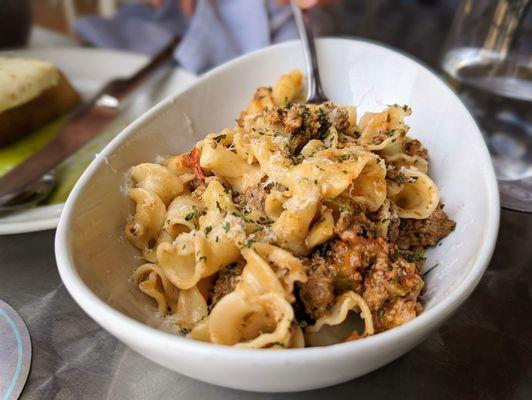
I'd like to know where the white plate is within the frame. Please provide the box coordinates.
[0,47,197,235]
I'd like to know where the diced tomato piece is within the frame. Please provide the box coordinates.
[182,148,205,180]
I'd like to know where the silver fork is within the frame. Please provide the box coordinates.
[290,0,328,104]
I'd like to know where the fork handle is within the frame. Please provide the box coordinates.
[290,0,328,103]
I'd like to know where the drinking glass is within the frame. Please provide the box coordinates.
[441,0,531,186]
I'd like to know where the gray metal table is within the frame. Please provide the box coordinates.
[0,209,530,400]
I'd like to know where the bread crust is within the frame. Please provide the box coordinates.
[0,72,80,147]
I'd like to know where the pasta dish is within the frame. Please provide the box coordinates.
[124,70,455,348]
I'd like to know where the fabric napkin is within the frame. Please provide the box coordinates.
[75,0,333,73]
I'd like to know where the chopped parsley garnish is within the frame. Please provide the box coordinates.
[223,262,239,275]
[395,175,405,184]
[216,201,223,213]
[185,207,203,221]
[324,197,352,212]
[252,225,264,233]
[413,248,426,261]
[222,221,231,233]
[272,341,285,347]
[213,134,227,143]
[338,154,350,162]
[264,106,269,112]
[297,320,308,328]
[314,179,318,185]
[204,226,213,235]
[259,216,274,225]
[198,255,207,262]
[240,239,255,249]
[224,187,231,194]
[316,107,330,139]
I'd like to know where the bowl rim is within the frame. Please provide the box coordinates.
[55,37,500,363]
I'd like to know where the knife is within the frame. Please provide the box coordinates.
[0,37,179,207]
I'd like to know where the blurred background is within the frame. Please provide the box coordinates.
[27,0,460,68]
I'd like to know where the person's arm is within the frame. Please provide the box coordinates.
[277,0,339,8]
[151,0,195,16]
[152,0,339,16]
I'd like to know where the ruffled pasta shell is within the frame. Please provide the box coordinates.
[125,188,166,250]
[162,154,193,175]
[273,180,321,256]
[359,105,410,152]
[252,243,308,302]
[264,190,289,220]
[142,230,172,263]
[305,207,335,249]
[271,69,303,106]
[175,286,208,330]
[158,232,240,290]
[200,141,263,193]
[130,163,184,205]
[209,292,293,348]
[306,291,374,346]
[131,263,180,314]
[348,157,387,211]
[390,168,439,219]
[385,153,428,174]
[239,248,286,298]
[165,195,205,237]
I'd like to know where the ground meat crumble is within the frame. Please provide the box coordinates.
[297,200,453,334]
[403,139,429,160]
[298,234,424,333]
[394,204,455,248]
[209,262,244,306]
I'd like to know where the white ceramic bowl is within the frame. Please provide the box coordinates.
[55,38,499,392]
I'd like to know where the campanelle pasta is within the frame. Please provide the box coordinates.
[125,70,455,348]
